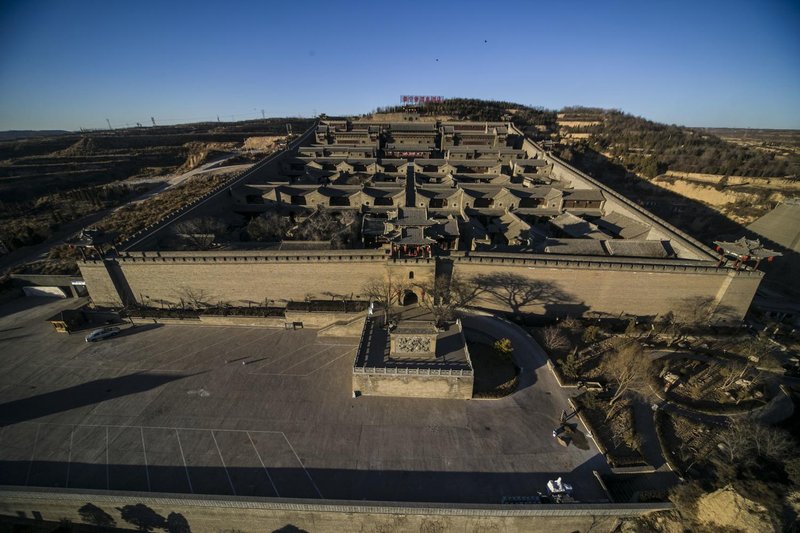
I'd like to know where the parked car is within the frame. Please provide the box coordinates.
[85,326,121,342]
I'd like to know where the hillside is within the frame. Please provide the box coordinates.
[0,118,313,275]
[559,108,800,178]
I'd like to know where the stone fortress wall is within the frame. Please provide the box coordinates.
[79,121,763,325]
[81,248,760,324]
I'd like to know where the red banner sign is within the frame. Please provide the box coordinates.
[401,95,444,104]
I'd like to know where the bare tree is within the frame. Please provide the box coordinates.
[543,326,569,351]
[602,342,653,419]
[246,211,291,242]
[173,217,227,250]
[738,334,781,371]
[174,287,214,310]
[673,296,737,328]
[418,273,476,325]
[717,359,755,392]
[362,274,406,323]
[718,418,795,466]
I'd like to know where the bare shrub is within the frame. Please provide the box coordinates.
[543,326,569,351]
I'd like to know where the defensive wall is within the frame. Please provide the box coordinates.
[0,487,671,533]
[119,122,317,252]
[510,123,720,262]
[76,122,763,324]
[79,249,760,324]
[451,252,762,323]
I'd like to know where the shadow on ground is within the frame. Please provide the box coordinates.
[0,372,190,426]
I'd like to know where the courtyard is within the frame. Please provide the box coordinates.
[0,297,609,503]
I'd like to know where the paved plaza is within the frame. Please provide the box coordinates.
[0,297,609,503]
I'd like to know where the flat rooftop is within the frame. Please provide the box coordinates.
[354,311,471,371]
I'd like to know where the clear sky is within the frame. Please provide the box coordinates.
[1,0,798,130]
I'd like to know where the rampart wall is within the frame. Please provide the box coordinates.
[0,488,670,533]
[80,252,437,308]
[510,124,719,262]
[451,253,761,323]
[80,250,761,324]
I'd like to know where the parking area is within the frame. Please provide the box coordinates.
[0,297,609,503]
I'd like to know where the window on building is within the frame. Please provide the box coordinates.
[409,271,414,279]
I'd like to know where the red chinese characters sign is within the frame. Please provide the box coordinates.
[401,96,444,104]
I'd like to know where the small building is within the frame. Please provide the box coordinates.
[47,309,87,333]
[562,189,606,213]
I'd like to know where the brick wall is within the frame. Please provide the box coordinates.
[353,372,474,400]
[80,253,760,324]
[452,257,760,324]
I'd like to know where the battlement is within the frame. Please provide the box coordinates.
[451,251,763,277]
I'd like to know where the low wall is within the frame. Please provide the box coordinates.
[129,315,286,327]
[353,370,474,400]
[0,487,670,533]
[663,171,800,190]
[285,310,365,329]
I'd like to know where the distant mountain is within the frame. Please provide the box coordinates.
[0,130,71,141]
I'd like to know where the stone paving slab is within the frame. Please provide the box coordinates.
[0,298,613,504]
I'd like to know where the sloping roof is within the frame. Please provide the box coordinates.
[747,201,800,253]
[543,239,607,256]
[362,216,388,236]
[417,187,460,200]
[564,188,606,202]
[488,212,531,242]
[461,186,502,199]
[319,186,361,198]
[414,159,448,166]
[428,217,460,238]
[393,227,436,245]
[389,122,437,132]
[605,240,671,258]
[507,185,560,200]
[279,186,317,196]
[385,143,434,151]
[395,207,431,226]
[514,159,548,168]
[463,217,489,242]
[596,211,651,240]
[549,212,608,239]
[362,187,404,198]
[713,237,782,259]
[454,160,502,167]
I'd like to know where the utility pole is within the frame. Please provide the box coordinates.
[151,117,156,126]
[261,109,265,119]
[106,118,112,130]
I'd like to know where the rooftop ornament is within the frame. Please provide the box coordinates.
[713,237,782,270]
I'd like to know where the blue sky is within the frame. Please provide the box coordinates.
[0,0,798,130]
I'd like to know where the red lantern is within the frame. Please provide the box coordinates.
[768,256,774,263]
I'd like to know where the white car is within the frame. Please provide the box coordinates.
[85,327,121,342]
